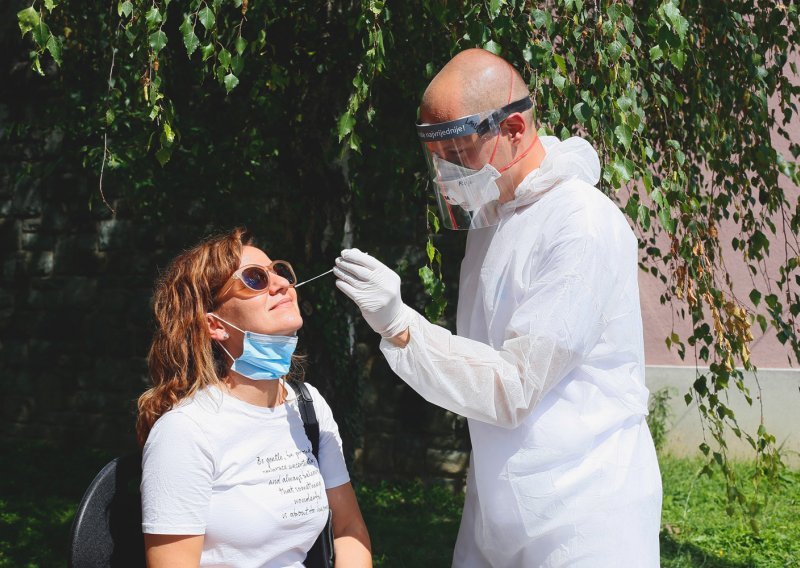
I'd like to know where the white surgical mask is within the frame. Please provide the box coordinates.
[433,156,502,211]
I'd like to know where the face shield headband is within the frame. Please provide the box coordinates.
[416,96,534,144]
[416,95,535,230]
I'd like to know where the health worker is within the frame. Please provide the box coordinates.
[334,48,662,567]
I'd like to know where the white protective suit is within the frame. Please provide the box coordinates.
[381,136,662,567]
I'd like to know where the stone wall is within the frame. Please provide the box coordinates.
[1,163,164,449]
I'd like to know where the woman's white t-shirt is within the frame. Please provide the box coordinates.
[141,382,350,568]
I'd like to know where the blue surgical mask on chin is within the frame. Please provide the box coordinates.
[211,314,298,381]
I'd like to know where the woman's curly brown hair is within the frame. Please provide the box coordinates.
[135,227,303,447]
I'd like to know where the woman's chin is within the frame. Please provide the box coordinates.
[269,314,303,336]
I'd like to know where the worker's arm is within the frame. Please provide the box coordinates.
[387,329,409,346]
[335,226,626,428]
[379,296,589,428]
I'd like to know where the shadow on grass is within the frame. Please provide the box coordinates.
[660,531,754,568]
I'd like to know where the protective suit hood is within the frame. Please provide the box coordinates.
[501,135,601,213]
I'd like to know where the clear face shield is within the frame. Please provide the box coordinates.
[416,96,534,230]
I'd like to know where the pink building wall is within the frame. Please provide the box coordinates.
[639,63,799,369]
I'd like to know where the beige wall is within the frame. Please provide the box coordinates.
[647,366,800,468]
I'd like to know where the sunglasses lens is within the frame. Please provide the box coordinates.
[240,266,270,291]
[273,261,296,285]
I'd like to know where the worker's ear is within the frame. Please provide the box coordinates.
[501,113,527,145]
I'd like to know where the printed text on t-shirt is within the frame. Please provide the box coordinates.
[255,446,328,520]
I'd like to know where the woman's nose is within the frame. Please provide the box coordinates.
[269,272,292,292]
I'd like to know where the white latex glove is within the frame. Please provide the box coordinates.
[334,248,413,338]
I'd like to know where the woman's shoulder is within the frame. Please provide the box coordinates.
[152,388,223,431]
[287,381,334,416]
[287,379,322,399]
[150,404,203,436]
[302,380,324,399]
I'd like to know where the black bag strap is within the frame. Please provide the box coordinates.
[287,380,320,460]
[287,380,335,568]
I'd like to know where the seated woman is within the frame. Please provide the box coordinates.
[136,227,371,568]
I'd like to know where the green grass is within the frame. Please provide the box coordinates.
[0,442,114,567]
[356,480,463,567]
[1,443,797,567]
[658,455,800,568]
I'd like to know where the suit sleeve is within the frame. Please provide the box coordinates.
[380,223,624,428]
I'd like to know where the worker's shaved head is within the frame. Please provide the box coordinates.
[420,48,531,124]
[418,48,545,202]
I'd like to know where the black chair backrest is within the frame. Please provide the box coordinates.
[69,452,145,568]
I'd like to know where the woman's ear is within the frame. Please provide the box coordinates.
[206,313,230,341]
[501,113,527,145]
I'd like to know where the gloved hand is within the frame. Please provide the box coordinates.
[334,248,413,338]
